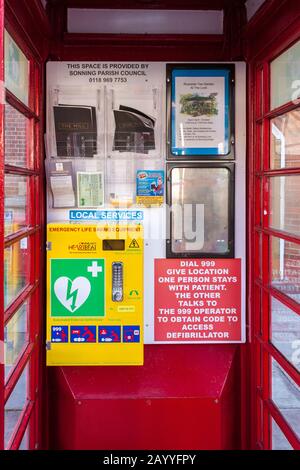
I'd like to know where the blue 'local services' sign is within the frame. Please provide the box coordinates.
[69,210,143,221]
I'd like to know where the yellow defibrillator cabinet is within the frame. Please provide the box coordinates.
[46,223,143,366]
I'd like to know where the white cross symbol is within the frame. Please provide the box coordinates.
[87,261,102,278]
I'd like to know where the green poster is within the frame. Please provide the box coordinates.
[50,259,105,317]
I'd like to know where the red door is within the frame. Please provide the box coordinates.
[250,33,300,450]
[0,5,45,450]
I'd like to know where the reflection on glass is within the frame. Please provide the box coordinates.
[5,174,28,236]
[271,111,300,168]
[4,238,30,308]
[4,364,28,448]
[271,236,300,304]
[5,102,29,167]
[270,175,300,236]
[272,419,293,450]
[271,40,300,109]
[170,167,230,254]
[4,302,29,380]
[272,359,300,440]
[4,31,29,106]
[271,297,300,372]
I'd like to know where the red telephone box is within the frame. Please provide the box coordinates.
[0,0,299,452]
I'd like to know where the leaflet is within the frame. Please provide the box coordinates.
[47,160,75,208]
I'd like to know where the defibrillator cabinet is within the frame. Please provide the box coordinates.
[46,223,144,366]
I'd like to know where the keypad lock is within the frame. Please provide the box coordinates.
[112,262,124,302]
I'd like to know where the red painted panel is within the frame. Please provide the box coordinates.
[48,345,240,450]
[59,40,225,62]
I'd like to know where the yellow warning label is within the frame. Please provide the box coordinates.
[129,239,140,249]
[136,196,164,207]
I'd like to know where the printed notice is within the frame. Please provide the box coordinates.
[175,77,225,150]
[155,258,242,342]
[170,68,231,156]
[77,171,104,208]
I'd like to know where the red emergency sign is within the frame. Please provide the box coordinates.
[155,258,242,342]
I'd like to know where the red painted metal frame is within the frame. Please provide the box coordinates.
[59,34,226,62]
[247,1,300,450]
[48,0,247,62]
[5,0,50,62]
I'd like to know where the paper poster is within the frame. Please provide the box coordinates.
[77,171,104,208]
[170,67,231,157]
[46,160,75,208]
[136,170,164,206]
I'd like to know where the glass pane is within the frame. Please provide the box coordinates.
[170,166,231,254]
[271,236,300,304]
[272,419,293,450]
[271,297,300,371]
[5,102,30,167]
[5,174,29,235]
[271,40,300,109]
[272,358,300,439]
[4,237,30,308]
[4,302,29,380]
[4,31,29,106]
[5,364,29,448]
[271,111,300,169]
[270,175,300,236]
[19,425,29,450]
